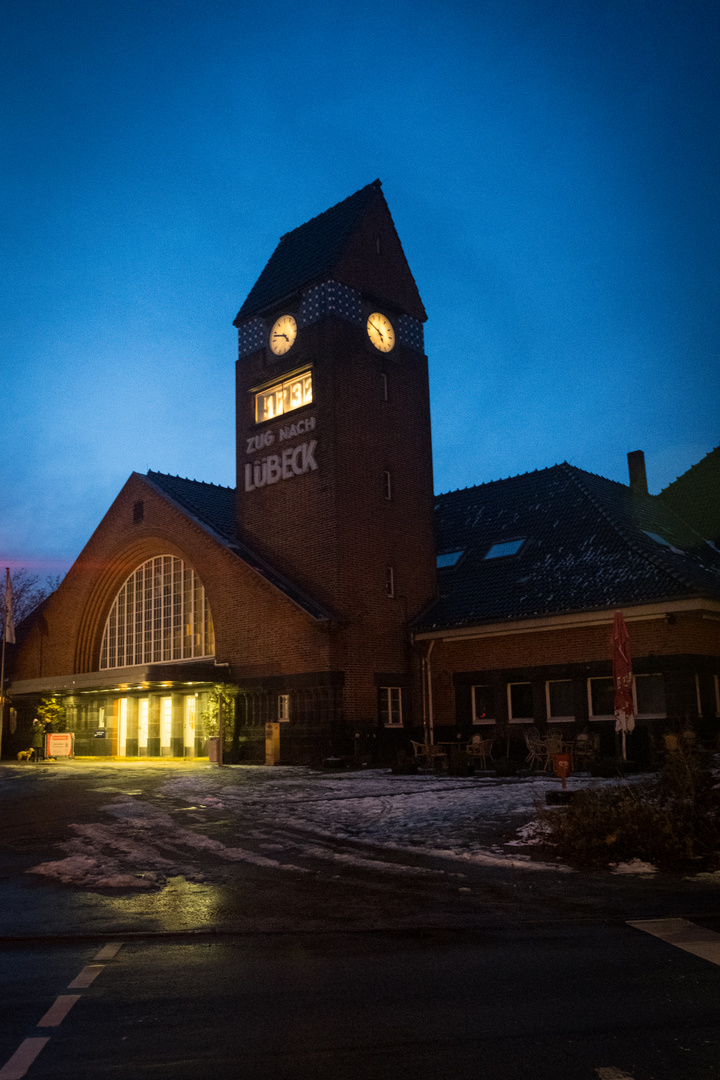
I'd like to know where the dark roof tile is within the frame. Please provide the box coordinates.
[235,181,383,322]
[420,462,720,632]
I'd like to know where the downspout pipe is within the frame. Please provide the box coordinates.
[425,640,435,746]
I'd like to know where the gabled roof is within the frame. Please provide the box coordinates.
[234,180,426,323]
[659,444,720,545]
[418,462,720,632]
[143,472,333,623]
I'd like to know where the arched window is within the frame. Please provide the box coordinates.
[99,556,215,670]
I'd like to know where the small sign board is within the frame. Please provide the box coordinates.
[553,752,571,788]
[265,722,281,766]
[46,732,74,758]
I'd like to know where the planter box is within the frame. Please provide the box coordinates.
[546,789,580,805]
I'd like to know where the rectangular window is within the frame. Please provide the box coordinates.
[383,471,392,500]
[184,695,196,750]
[634,674,666,717]
[508,682,533,722]
[546,680,575,722]
[255,370,312,423]
[160,696,173,749]
[381,372,388,401]
[386,566,395,597]
[588,677,614,719]
[117,698,127,757]
[472,685,495,725]
[380,687,402,727]
[278,694,290,722]
[485,538,525,559]
[436,550,463,569]
[138,699,149,749]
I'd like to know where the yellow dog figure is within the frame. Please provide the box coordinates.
[17,748,36,762]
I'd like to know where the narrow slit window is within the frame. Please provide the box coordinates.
[386,566,395,597]
[383,471,392,500]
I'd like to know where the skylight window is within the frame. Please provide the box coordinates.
[436,550,463,569]
[484,538,525,559]
[643,530,671,548]
[643,530,683,553]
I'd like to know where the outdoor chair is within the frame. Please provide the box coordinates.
[466,734,494,769]
[543,730,574,771]
[573,732,600,768]
[524,728,544,770]
[410,740,447,767]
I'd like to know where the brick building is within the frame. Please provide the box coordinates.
[6,182,720,763]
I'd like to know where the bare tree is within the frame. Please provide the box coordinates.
[2,569,63,637]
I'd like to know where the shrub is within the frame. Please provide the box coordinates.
[541,748,720,872]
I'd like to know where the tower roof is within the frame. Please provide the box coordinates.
[234,181,426,323]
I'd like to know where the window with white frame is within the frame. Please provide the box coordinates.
[634,674,666,717]
[546,680,575,722]
[278,694,290,722]
[472,685,495,724]
[380,687,402,727]
[508,682,533,723]
[588,677,614,719]
[100,555,214,669]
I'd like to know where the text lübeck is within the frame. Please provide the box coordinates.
[244,440,318,492]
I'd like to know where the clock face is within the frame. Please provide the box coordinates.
[367,312,395,353]
[269,315,297,355]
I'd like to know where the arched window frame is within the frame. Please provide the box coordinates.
[99,555,214,669]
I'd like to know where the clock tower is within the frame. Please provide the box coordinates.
[233,181,436,739]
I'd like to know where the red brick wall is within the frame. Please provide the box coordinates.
[424,614,720,729]
[12,473,333,686]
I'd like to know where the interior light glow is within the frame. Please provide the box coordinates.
[255,371,312,423]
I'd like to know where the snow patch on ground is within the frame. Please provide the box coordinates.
[610,859,658,875]
[26,769,653,889]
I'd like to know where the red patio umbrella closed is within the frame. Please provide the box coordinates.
[612,610,635,760]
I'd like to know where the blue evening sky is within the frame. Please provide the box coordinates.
[2,0,718,575]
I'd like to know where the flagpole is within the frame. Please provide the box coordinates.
[0,632,5,761]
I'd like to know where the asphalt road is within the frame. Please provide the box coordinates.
[0,761,719,1079]
[1,926,720,1080]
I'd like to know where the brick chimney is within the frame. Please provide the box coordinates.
[627,450,648,495]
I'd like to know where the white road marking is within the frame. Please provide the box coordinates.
[36,994,81,1027]
[67,964,104,988]
[0,1038,50,1079]
[627,918,720,966]
[595,1069,635,1079]
[95,942,123,961]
